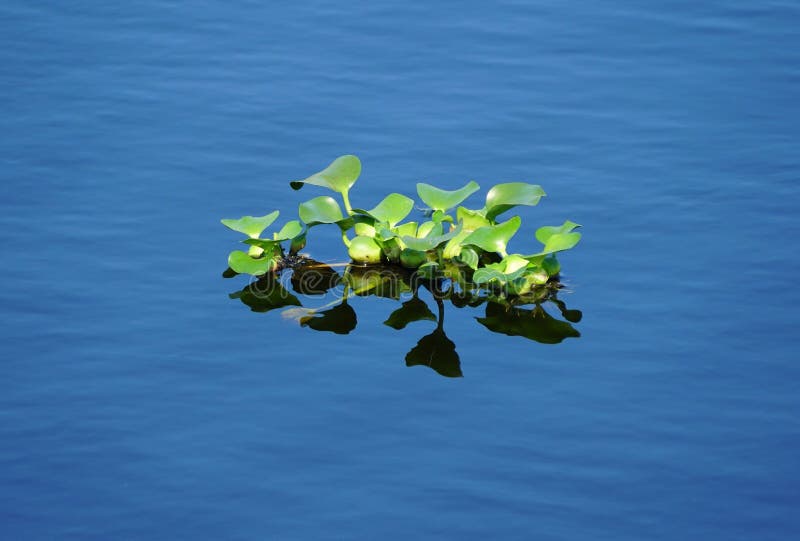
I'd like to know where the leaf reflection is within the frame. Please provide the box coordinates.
[227,259,582,376]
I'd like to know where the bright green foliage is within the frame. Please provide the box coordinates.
[298,196,345,225]
[273,220,303,241]
[221,211,279,238]
[354,193,415,227]
[222,154,582,298]
[417,181,480,211]
[290,155,361,194]
[484,182,545,221]
[348,235,382,264]
[462,216,522,257]
[228,250,277,276]
[536,220,581,243]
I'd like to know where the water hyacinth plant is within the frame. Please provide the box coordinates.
[221,154,582,298]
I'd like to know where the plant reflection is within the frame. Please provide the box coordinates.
[227,259,581,377]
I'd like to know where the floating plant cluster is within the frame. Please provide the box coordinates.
[221,155,582,299]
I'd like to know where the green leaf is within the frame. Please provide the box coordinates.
[298,196,345,225]
[383,297,437,330]
[457,246,479,270]
[227,250,276,276]
[462,216,522,256]
[473,267,508,285]
[535,220,581,244]
[417,181,480,211]
[353,193,415,227]
[401,224,462,252]
[441,229,470,259]
[290,155,361,194]
[541,232,582,253]
[501,254,530,274]
[221,211,280,238]
[456,206,491,231]
[242,238,280,251]
[484,183,546,221]
[354,222,377,237]
[393,222,418,238]
[525,231,582,258]
[416,220,441,239]
[273,220,304,241]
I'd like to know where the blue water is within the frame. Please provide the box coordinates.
[2,1,799,539]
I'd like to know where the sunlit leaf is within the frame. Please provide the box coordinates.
[416,220,441,239]
[441,229,470,259]
[472,266,508,285]
[353,193,415,227]
[243,237,281,259]
[393,222,418,238]
[525,231,582,258]
[501,254,530,274]
[542,232,581,253]
[401,224,462,252]
[384,297,437,330]
[227,250,276,276]
[273,220,304,241]
[221,211,280,238]
[289,155,361,194]
[417,181,480,211]
[484,183,546,221]
[298,196,345,225]
[456,206,491,231]
[457,246,479,270]
[354,222,377,237]
[535,220,581,244]
[462,216,522,256]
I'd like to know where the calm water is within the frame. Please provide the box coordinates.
[2,1,799,539]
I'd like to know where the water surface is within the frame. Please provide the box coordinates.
[1,1,799,539]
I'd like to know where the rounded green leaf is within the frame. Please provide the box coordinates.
[535,220,581,244]
[353,193,415,227]
[462,216,522,256]
[501,254,530,274]
[298,196,345,225]
[417,181,480,211]
[473,267,508,285]
[393,221,418,238]
[456,206,490,232]
[354,222,377,237]
[348,235,382,264]
[401,224,462,252]
[416,220,441,239]
[242,238,279,251]
[457,246,479,270]
[541,232,581,254]
[273,220,304,241]
[484,183,546,221]
[227,250,276,276]
[290,155,361,194]
[400,248,428,269]
[221,211,279,238]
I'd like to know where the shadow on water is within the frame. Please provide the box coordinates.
[226,259,582,377]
